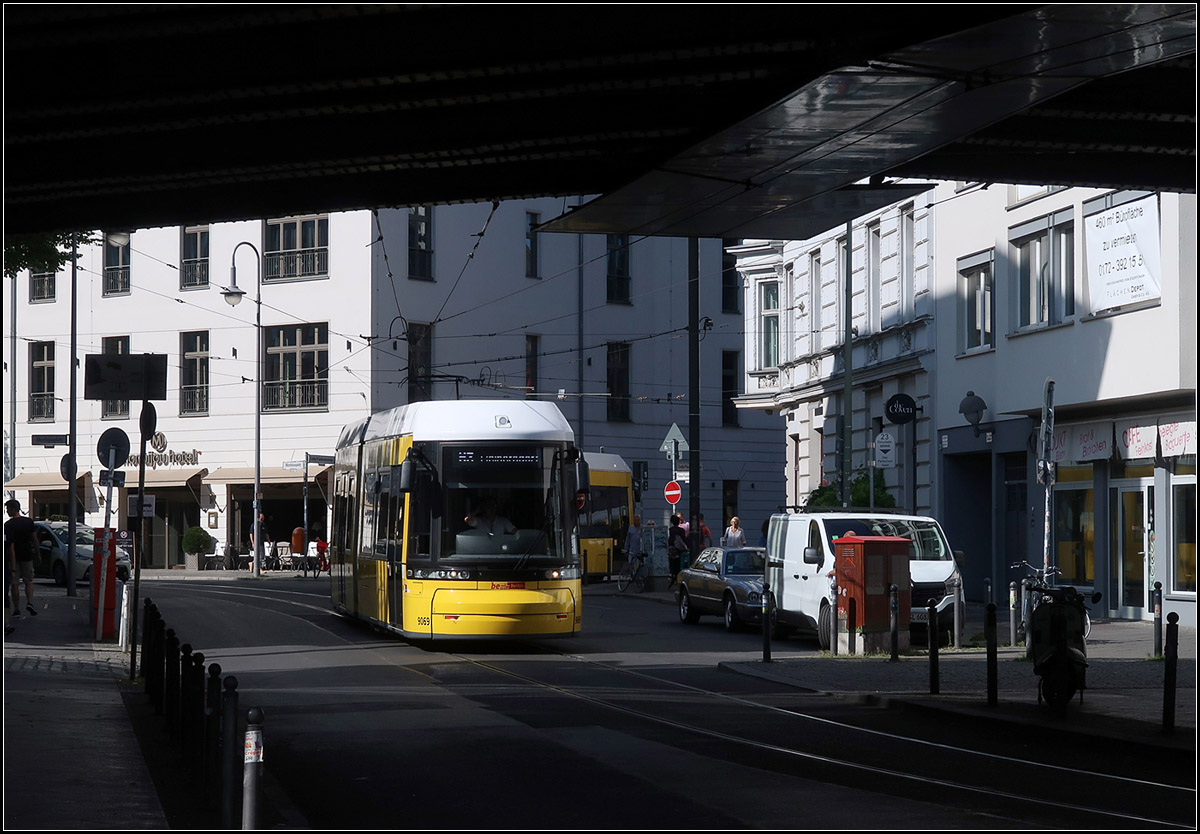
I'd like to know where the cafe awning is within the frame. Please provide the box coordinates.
[4,471,93,491]
[116,467,208,488]
[206,466,331,485]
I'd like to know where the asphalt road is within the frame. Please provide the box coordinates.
[131,579,1195,829]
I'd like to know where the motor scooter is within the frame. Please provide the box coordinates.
[1028,584,1102,716]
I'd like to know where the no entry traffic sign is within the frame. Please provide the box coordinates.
[664,480,681,505]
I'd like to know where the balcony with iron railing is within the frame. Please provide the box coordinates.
[29,393,55,422]
[263,379,328,411]
[102,398,130,419]
[180,384,209,415]
[264,248,328,281]
[181,258,209,289]
[103,266,131,296]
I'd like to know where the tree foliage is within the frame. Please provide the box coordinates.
[804,468,896,509]
[3,232,98,279]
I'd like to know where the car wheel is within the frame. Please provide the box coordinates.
[817,601,832,651]
[52,561,67,587]
[679,588,700,624]
[723,595,741,632]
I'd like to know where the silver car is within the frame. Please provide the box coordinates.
[32,521,131,586]
[676,546,769,632]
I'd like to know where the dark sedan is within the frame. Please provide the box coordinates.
[676,546,768,632]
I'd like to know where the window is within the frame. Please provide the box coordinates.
[836,235,848,344]
[900,205,915,321]
[958,250,994,352]
[29,341,54,422]
[407,323,432,403]
[1173,479,1196,593]
[408,206,433,280]
[606,341,630,422]
[264,323,329,410]
[809,250,822,352]
[722,239,741,313]
[265,215,329,281]
[1011,210,1074,330]
[101,336,131,418]
[30,268,55,302]
[525,334,539,399]
[866,222,881,334]
[722,351,739,427]
[181,225,209,289]
[103,233,131,296]
[525,212,540,278]
[606,235,630,303]
[180,330,209,415]
[759,280,779,369]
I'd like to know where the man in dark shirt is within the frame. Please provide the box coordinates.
[5,499,39,618]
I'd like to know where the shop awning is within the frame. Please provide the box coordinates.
[116,467,208,488]
[1051,421,1114,463]
[4,471,93,490]
[206,466,331,485]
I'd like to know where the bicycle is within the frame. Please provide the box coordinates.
[1012,561,1093,645]
[616,551,648,593]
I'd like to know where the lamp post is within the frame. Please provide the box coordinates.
[223,242,262,578]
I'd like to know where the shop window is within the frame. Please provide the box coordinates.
[1055,486,1094,585]
[1173,481,1196,593]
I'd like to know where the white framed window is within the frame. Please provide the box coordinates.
[180,330,209,415]
[103,233,131,296]
[866,221,881,334]
[264,323,329,410]
[181,225,209,289]
[29,341,54,422]
[265,215,329,281]
[1011,208,1075,330]
[101,336,131,418]
[957,250,994,353]
[606,235,630,303]
[407,322,432,402]
[900,204,915,321]
[606,341,631,422]
[759,280,779,369]
[30,268,55,302]
[808,250,822,352]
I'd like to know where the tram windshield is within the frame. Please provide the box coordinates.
[434,443,575,566]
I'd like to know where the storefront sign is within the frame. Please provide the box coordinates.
[124,449,202,469]
[1116,419,1158,460]
[1050,421,1113,463]
[1158,419,1196,457]
[1084,194,1161,313]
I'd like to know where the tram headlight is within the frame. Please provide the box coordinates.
[407,568,472,580]
[546,566,581,580]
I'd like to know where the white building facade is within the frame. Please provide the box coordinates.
[4,200,784,568]
[735,184,1196,625]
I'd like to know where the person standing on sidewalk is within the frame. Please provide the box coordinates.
[5,499,39,618]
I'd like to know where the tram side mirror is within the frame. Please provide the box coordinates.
[398,457,414,492]
[574,455,590,497]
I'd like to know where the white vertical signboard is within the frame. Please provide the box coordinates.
[1084,194,1161,313]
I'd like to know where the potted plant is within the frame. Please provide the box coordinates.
[182,525,213,571]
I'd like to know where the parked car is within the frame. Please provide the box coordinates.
[31,521,131,586]
[676,546,770,632]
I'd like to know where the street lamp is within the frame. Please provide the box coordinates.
[958,391,988,437]
[223,242,262,578]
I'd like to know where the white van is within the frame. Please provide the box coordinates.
[766,511,963,648]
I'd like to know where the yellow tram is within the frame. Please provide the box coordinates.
[578,452,633,583]
[330,400,588,640]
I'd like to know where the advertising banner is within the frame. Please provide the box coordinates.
[1084,194,1160,313]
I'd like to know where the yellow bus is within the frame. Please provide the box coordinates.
[330,400,588,640]
[579,452,633,584]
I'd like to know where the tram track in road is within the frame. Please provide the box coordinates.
[435,643,1196,829]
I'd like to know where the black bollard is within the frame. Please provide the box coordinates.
[829,580,838,656]
[927,598,939,694]
[1163,612,1178,735]
[176,643,192,741]
[242,707,265,830]
[1009,582,1018,647]
[889,584,899,663]
[164,630,179,724]
[848,597,857,655]
[985,603,997,707]
[138,598,154,687]
[221,676,240,830]
[187,652,205,767]
[142,603,159,699]
[761,580,771,663]
[1153,582,1163,657]
[204,662,222,793]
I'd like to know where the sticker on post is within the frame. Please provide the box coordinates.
[244,729,264,763]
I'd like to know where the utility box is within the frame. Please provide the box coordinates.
[92,529,119,641]
[833,535,911,655]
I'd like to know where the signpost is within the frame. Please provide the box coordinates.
[1038,378,1056,575]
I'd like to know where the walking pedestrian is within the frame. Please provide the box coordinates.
[5,499,39,618]
[667,514,690,588]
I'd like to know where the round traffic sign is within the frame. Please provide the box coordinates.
[97,427,131,468]
[664,480,681,505]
